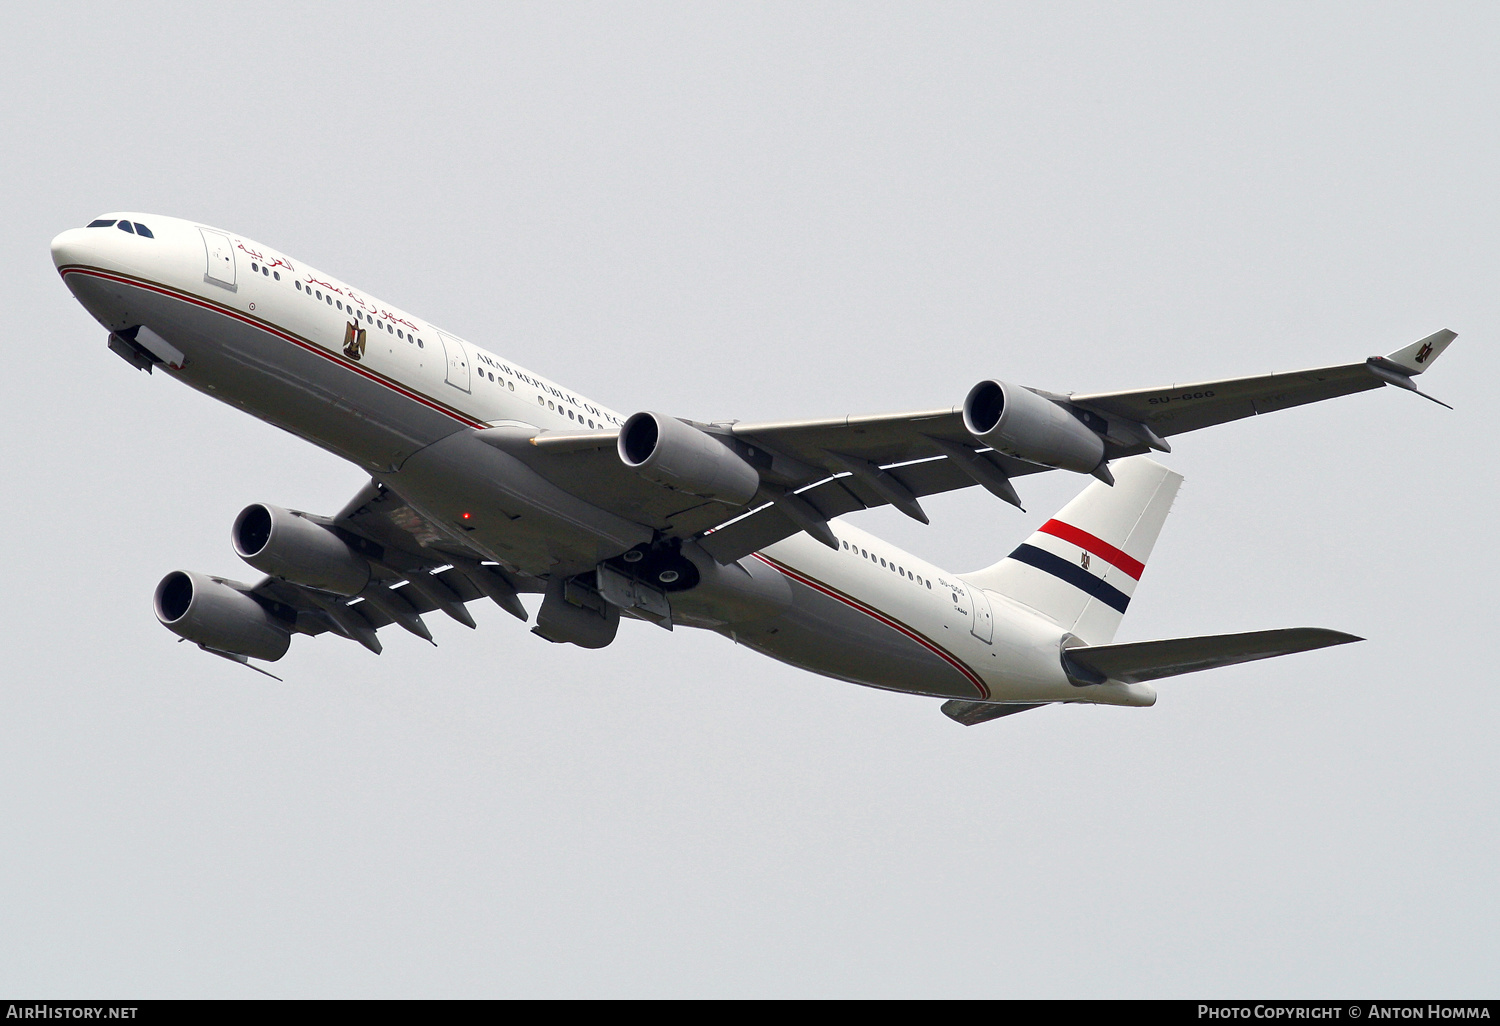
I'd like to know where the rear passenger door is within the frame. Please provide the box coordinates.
[965,584,994,644]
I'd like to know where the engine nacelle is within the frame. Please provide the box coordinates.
[962,380,1106,474]
[617,412,760,506]
[232,503,371,596]
[154,570,292,661]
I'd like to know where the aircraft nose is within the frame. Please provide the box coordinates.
[51,228,92,270]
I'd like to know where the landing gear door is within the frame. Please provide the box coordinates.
[199,228,236,290]
[437,330,471,392]
[966,584,994,644]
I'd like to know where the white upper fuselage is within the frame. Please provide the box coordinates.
[53,213,624,446]
[52,212,1149,709]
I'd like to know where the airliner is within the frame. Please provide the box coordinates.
[51,213,1456,725]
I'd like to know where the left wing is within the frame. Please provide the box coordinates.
[1071,329,1457,435]
[483,409,1046,550]
[503,409,1054,564]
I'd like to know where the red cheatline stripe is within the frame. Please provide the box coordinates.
[751,552,989,700]
[59,266,488,430]
[1037,519,1144,580]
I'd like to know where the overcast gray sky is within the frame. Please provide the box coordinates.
[3,2,1495,998]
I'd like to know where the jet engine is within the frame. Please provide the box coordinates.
[617,412,761,505]
[962,380,1106,474]
[154,570,291,661]
[232,503,371,596]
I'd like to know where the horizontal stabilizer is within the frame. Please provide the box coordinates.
[940,700,1046,726]
[1063,627,1361,685]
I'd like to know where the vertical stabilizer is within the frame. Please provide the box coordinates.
[959,457,1182,645]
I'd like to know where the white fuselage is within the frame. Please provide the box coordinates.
[52,212,1150,708]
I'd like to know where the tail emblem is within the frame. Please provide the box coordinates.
[1416,341,1434,364]
[1006,519,1146,615]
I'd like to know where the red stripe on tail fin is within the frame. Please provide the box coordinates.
[1037,519,1146,580]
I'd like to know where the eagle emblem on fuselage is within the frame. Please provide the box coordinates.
[342,320,367,361]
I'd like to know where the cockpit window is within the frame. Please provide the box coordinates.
[87,219,116,228]
[116,221,135,234]
[132,222,154,238]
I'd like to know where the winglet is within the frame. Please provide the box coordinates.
[1365,358,1454,409]
[1381,329,1456,375]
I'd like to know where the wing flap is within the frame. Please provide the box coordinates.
[698,452,1050,564]
[253,565,500,634]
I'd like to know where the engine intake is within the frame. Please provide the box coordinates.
[233,503,371,596]
[962,380,1106,474]
[154,570,291,661]
[618,412,760,506]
